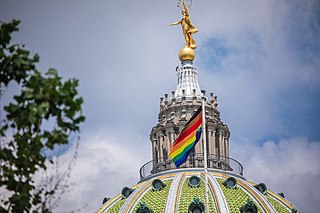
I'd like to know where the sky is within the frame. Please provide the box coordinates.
[1,0,320,212]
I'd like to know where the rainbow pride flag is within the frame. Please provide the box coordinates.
[169,106,203,168]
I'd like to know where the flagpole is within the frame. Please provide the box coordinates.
[202,96,209,213]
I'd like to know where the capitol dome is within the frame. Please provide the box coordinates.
[97,157,298,213]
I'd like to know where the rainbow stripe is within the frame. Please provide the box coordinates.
[169,107,202,168]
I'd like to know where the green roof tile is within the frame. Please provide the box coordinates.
[216,178,263,213]
[107,198,125,213]
[265,194,290,213]
[178,177,216,213]
[133,179,172,212]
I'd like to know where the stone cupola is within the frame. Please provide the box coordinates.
[150,53,230,169]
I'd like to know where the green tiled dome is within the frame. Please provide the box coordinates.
[97,169,299,213]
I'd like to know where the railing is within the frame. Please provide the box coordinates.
[139,153,243,181]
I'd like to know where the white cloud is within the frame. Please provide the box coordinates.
[196,0,320,140]
[232,137,320,213]
[54,128,150,212]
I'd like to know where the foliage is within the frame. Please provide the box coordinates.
[0,20,85,212]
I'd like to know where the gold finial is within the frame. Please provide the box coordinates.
[170,0,198,61]
[178,47,195,61]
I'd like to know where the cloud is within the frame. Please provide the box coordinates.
[54,127,150,212]
[195,0,320,140]
[232,137,320,213]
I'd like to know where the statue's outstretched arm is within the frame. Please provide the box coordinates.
[169,20,181,26]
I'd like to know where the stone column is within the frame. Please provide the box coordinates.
[152,139,156,161]
[157,135,162,159]
[206,127,210,156]
[167,131,172,150]
[206,123,215,156]
[225,138,229,158]
[219,129,224,157]
[211,129,216,155]
[212,129,216,155]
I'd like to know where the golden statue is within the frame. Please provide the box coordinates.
[170,1,198,49]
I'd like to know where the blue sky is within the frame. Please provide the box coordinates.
[1,0,320,212]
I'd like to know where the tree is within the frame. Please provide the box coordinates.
[0,20,85,212]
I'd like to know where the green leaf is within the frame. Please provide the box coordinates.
[46,68,57,76]
[0,19,85,212]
